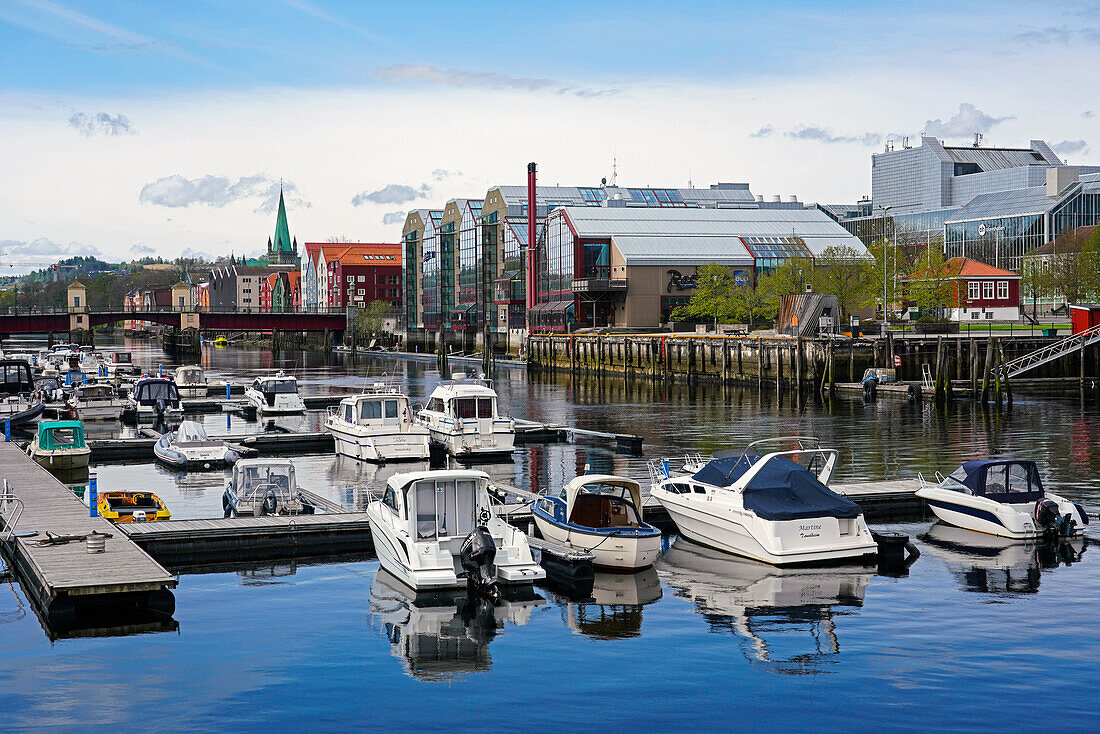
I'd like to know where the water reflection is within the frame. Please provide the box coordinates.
[658,539,872,675]
[368,569,544,681]
[559,568,663,640]
[920,523,1088,595]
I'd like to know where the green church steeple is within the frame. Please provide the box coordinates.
[267,185,299,265]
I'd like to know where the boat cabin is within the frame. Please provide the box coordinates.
[382,471,487,541]
[0,360,34,395]
[64,370,88,388]
[233,459,296,499]
[944,460,1044,503]
[132,378,181,406]
[553,475,645,528]
[338,392,411,426]
[423,381,500,422]
[176,365,205,383]
[252,375,299,401]
[74,383,116,399]
[37,420,86,450]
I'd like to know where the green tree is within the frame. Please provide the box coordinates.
[1046,227,1100,305]
[756,255,813,319]
[355,300,392,336]
[811,245,876,319]
[906,245,953,319]
[670,262,737,326]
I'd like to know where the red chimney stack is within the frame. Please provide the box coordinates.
[526,162,537,332]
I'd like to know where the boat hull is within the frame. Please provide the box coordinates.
[427,425,515,457]
[533,513,661,570]
[327,420,431,462]
[916,487,1086,539]
[30,448,90,471]
[71,402,123,421]
[654,491,877,566]
[178,385,207,400]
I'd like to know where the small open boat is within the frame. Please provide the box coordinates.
[154,420,239,470]
[533,474,662,571]
[97,490,171,523]
[222,458,315,516]
[28,420,91,471]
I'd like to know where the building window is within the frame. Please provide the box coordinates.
[358,275,365,282]
[968,281,980,300]
[971,311,980,320]
[997,281,1008,300]
[357,288,365,295]
[347,276,353,283]
[982,281,994,299]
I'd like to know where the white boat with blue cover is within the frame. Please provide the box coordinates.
[916,460,1089,539]
[650,438,878,566]
[154,420,239,470]
[533,474,662,571]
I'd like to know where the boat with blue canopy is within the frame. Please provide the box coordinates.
[650,437,878,566]
[917,460,1089,539]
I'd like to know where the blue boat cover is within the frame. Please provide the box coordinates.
[948,460,1043,503]
[693,454,861,521]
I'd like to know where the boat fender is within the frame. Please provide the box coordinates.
[222,490,235,518]
[261,490,278,516]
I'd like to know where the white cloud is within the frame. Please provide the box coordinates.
[68,111,136,136]
[131,244,156,254]
[0,238,104,274]
[922,103,1014,139]
[381,211,406,225]
[375,64,620,98]
[138,174,310,214]
[750,125,774,138]
[432,169,460,181]
[351,184,429,207]
[1052,139,1090,157]
[785,126,879,145]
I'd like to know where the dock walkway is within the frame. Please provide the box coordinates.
[0,443,176,617]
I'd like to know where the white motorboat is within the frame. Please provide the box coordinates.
[102,351,138,376]
[650,438,878,566]
[154,420,239,470]
[124,377,183,423]
[657,538,872,673]
[916,460,1090,539]
[27,420,91,471]
[415,373,515,457]
[174,365,208,400]
[8,351,39,369]
[245,372,306,414]
[325,382,431,462]
[921,522,1087,595]
[533,474,662,571]
[368,568,544,681]
[43,344,78,368]
[0,359,45,430]
[67,382,124,421]
[366,469,544,596]
[222,458,315,516]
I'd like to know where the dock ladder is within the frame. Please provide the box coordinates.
[921,364,934,389]
[998,323,1100,379]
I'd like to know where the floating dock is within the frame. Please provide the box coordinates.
[0,443,177,625]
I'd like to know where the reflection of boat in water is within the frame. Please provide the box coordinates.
[368,568,543,681]
[920,522,1087,595]
[561,567,663,640]
[657,539,872,674]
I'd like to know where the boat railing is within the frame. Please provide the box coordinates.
[647,454,704,485]
[733,448,841,488]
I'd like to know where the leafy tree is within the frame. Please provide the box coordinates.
[670,262,737,326]
[811,245,876,319]
[906,245,953,319]
[355,300,392,336]
[1045,227,1100,305]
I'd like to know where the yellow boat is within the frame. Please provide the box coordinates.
[97,490,171,523]
[213,336,229,347]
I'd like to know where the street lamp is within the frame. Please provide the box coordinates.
[877,205,893,335]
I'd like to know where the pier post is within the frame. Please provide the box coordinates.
[89,471,98,517]
[979,338,993,404]
[795,337,803,391]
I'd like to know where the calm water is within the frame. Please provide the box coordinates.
[2,336,1100,732]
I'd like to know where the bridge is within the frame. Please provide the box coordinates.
[0,308,348,337]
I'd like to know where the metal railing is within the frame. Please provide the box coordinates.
[998,323,1100,379]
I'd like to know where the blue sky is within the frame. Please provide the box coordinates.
[1,0,1098,265]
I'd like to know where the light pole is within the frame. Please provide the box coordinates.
[877,205,892,335]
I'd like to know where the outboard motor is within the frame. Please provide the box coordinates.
[460,526,500,602]
[1034,498,1063,539]
[222,489,235,518]
[260,490,278,516]
[155,397,168,420]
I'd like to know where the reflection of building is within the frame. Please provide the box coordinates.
[657,539,871,675]
[534,207,867,330]
[921,523,1086,595]
[368,569,543,681]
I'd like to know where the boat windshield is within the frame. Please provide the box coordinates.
[238,464,294,496]
[359,399,400,420]
[413,478,478,540]
[454,397,494,419]
[263,379,298,394]
[177,367,203,381]
[135,381,180,404]
[0,362,33,394]
[43,426,83,449]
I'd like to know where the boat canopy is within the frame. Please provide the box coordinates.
[38,420,86,450]
[693,455,861,521]
[175,420,210,443]
[561,475,643,514]
[64,371,88,387]
[0,360,34,395]
[133,378,181,405]
[177,365,204,382]
[947,460,1044,503]
[234,459,295,495]
[257,377,298,393]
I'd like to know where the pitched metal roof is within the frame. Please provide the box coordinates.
[943,146,1048,171]
[944,185,1068,223]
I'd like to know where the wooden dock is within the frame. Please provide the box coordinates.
[0,443,177,621]
[88,430,337,461]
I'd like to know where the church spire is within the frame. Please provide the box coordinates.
[273,185,292,256]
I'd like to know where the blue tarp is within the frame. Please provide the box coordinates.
[693,454,861,521]
[949,460,1043,502]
